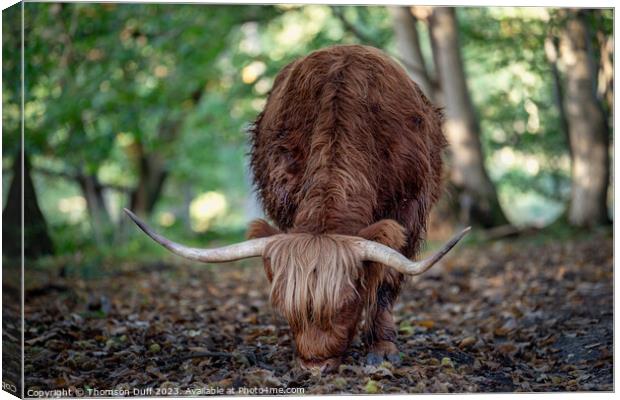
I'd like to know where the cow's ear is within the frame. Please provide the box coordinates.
[358,219,406,251]
[247,219,281,239]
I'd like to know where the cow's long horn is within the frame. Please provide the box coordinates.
[354,227,471,275]
[124,208,271,263]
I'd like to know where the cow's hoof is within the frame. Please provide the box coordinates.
[366,352,383,366]
[366,341,400,366]
[386,352,402,366]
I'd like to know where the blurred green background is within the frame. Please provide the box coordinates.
[2,4,614,273]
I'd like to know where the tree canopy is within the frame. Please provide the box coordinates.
[2,4,613,257]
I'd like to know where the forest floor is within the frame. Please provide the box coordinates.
[23,228,613,394]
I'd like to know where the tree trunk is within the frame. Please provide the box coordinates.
[128,112,191,218]
[130,150,168,218]
[3,150,54,259]
[559,10,610,227]
[76,173,110,245]
[428,7,508,228]
[389,6,435,99]
[596,31,613,118]
[544,34,572,158]
[128,161,168,218]
[590,10,613,130]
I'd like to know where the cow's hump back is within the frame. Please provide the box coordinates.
[250,45,445,252]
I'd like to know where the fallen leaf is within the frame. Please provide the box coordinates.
[364,379,380,394]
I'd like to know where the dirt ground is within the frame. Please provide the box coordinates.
[23,229,613,394]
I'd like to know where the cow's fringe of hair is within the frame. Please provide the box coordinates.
[265,234,362,331]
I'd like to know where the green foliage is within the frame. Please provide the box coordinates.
[457,7,579,225]
[2,4,613,261]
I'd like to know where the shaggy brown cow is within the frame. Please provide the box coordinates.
[125,44,469,372]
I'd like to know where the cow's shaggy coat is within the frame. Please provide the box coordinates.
[249,45,446,365]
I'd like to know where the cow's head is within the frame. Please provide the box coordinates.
[124,209,469,371]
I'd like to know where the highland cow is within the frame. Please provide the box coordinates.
[125,44,469,372]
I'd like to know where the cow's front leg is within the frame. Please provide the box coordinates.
[357,220,407,366]
[363,271,403,366]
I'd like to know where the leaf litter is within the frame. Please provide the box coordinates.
[24,230,612,393]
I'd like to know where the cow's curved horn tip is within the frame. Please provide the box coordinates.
[123,208,138,221]
[459,226,472,239]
